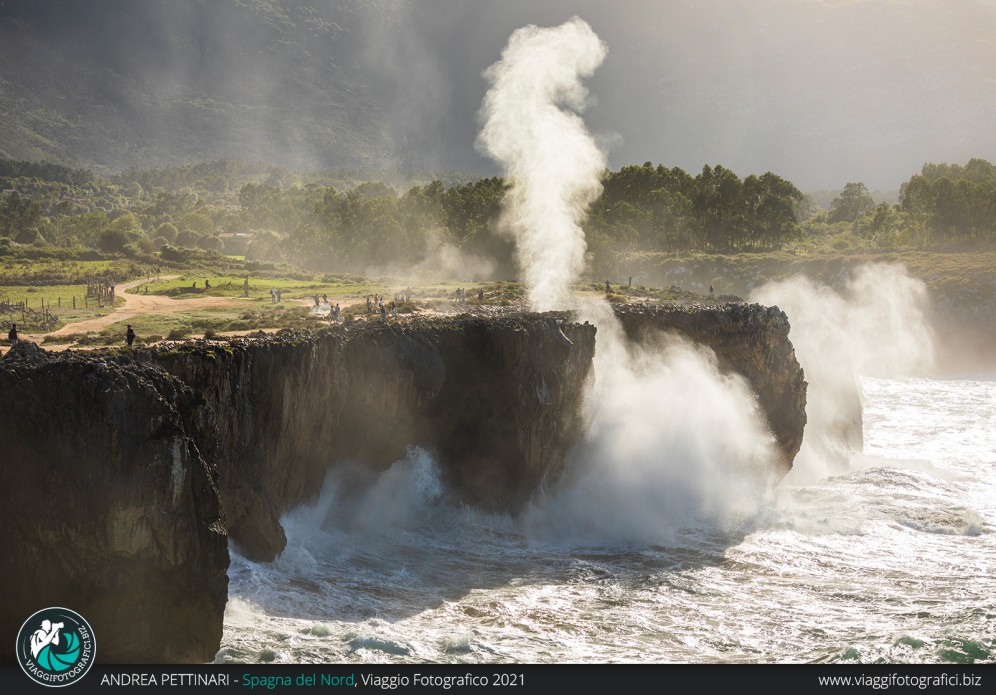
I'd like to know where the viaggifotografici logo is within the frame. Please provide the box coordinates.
[16,607,96,687]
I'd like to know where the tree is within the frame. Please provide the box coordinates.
[900,160,996,246]
[178,211,214,235]
[109,211,141,235]
[175,229,202,248]
[828,182,875,223]
[98,228,128,253]
[198,235,224,252]
[156,222,179,243]
[0,192,44,239]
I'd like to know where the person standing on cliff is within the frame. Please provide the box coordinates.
[709,283,714,297]
[7,323,17,347]
[126,324,135,347]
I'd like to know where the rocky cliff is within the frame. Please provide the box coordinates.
[613,301,808,473]
[136,314,596,562]
[0,343,229,664]
[0,303,808,663]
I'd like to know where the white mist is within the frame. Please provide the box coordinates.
[750,262,936,483]
[479,17,780,544]
[477,16,607,311]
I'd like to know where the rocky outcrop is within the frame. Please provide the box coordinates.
[613,301,807,473]
[137,314,596,561]
[0,303,808,663]
[0,342,228,664]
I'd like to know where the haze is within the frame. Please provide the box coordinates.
[1,0,994,192]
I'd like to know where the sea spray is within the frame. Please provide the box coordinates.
[476,16,607,311]
[524,301,780,544]
[223,448,456,624]
[750,263,936,483]
[478,18,781,542]
[219,17,995,668]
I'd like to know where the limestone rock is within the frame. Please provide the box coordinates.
[0,349,229,663]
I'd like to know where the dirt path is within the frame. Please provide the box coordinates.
[3,280,373,354]
[42,276,242,339]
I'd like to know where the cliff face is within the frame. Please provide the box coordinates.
[0,303,809,663]
[613,302,808,473]
[0,343,229,664]
[140,314,596,561]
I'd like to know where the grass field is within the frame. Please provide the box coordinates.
[130,274,401,302]
[49,304,319,346]
[0,283,120,331]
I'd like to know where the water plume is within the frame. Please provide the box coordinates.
[475,18,782,544]
[525,301,780,545]
[476,16,608,311]
[750,263,936,483]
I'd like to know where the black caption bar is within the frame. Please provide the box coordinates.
[0,663,991,694]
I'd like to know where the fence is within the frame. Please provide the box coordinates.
[1,298,60,330]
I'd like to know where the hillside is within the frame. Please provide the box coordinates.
[2,1,995,192]
[0,0,397,172]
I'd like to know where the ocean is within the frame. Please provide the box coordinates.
[217,370,996,665]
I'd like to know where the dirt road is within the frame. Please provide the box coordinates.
[41,276,239,339]
[2,276,245,352]
[2,278,371,354]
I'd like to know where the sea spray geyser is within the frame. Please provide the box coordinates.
[476,16,781,541]
[477,16,607,311]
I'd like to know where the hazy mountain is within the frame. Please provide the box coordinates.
[0,0,401,172]
[2,0,994,190]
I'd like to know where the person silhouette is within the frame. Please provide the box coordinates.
[30,620,63,659]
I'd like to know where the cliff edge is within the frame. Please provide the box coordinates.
[0,302,808,662]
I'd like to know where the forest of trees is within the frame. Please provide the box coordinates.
[1,157,993,276]
[587,163,803,253]
[898,158,996,246]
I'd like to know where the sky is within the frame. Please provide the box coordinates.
[409,0,996,192]
[3,0,994,193]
